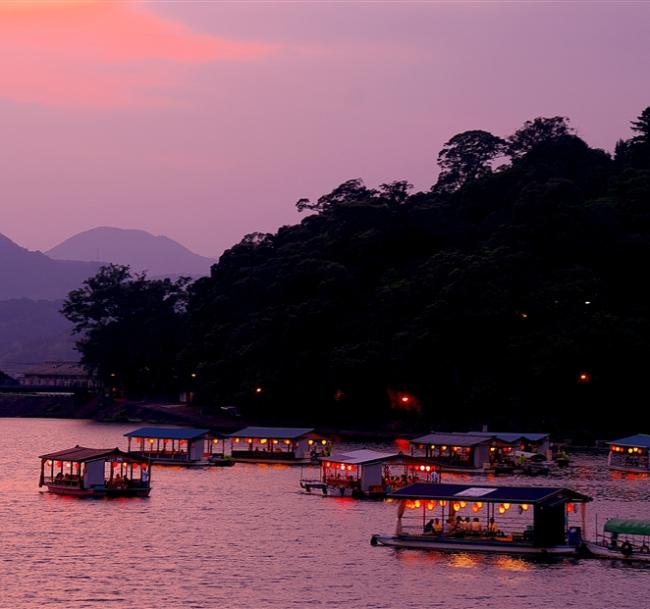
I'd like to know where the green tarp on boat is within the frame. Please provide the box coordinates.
[604,519,650,536]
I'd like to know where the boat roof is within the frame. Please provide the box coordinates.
[607,434,650,448]
[389,483,591,504]
[411,433,492,447]
[125,427,213,440]
[604,518,650,536]
[470,431,550,443]
[324,449,437,466]
[39,446,146,464]
[226,426,318,439]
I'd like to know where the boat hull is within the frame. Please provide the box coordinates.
[583,541,650,562]
[608,465,649,474]
[47,484,151,498]
[370,534,579,556]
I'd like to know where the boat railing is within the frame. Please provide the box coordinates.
[398,522,533,543]
[44,475,82,487]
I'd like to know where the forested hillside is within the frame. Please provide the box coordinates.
[64,109,650,437]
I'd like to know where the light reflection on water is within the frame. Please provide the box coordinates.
[0,419,648,609]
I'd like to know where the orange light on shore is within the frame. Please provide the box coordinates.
[578,372,591,384]
[255,387,263,394]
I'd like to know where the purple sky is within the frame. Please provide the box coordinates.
[1,1,649,257]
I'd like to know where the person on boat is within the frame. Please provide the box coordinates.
[487,517,497,535]
[433,518,443,535]
[471,518,481,534]
[424,519,435,534]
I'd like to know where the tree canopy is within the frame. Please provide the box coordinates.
[66,107,650,438]
[62,265,190,398]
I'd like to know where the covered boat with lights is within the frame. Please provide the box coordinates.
[226,427,331,464]
[300,449,439,497]
[371,483,591,555]
[607,434,650,473]
[125,427,230,466]
[39,446,152,497]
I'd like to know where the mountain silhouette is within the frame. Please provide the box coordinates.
[47,227,215,277]
[0,232,99,300]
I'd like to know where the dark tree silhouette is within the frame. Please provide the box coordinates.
[508,116,573,159]
[434,130,506,194]
[296,178,376,213]
[62,264,190,397]
[631,107,650,144]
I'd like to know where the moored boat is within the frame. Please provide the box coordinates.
[39,446,151,498]
[371,482,591,556]
[226,427,331,464]
[607,434,650,474]
[125,427,229,467]
[584,518,650,562]
[300,449,439,498]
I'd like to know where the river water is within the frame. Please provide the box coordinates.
[0,418,648,609]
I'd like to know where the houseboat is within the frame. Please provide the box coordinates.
[584,518,650,562]
[125,427,229,466]
[300,449,439,498]
[607,434,650,473]
[39,446,151,497]
[410,433,493,472]
[227,426,331,464]
[471,431,552,472]
[371,482,591,556]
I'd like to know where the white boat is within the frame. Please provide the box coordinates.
[584,518,650,562]
[125,427,229,467]
[371,482,591,557]
[300,449,439,498]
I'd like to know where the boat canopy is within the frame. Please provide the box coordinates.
[411,433,492,447]
[125,427,214,440]
[39,446,146,464]
[389,483,591,505]
[604,518,650,536]
[607,434,650,449]
[470,432,549,443]
[227,426,318,440]
[324,449,434,466]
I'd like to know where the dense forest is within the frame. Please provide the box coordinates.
[63,108,650,438]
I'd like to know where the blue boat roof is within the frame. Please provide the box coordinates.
[607,434,650,448]
[470,432,549,443]
[226,426,318,440]
[389,483,591,504]
[125,427,212,440]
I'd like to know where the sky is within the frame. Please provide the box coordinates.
[0,0,649,257]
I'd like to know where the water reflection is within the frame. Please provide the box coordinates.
[0,419,649,609]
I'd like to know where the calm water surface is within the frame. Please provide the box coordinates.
[0,419,648,609]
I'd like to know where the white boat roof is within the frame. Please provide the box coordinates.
[326,449,400,465]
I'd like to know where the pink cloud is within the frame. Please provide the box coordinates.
[0,1,274,107]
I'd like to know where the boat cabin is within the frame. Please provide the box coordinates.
[125,427,223,466]
[607,434,650,473]
[39,446,151,497]
[227,426,331,463]
[410,433,492,471]
[301,449,439,497]
[470,432,551,463]
[371,482,591,555]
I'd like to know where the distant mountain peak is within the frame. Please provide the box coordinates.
[47,226,216,277]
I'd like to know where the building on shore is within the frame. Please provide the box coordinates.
[19,361,97,390]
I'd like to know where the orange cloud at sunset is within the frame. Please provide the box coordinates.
[0,0,274,107]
